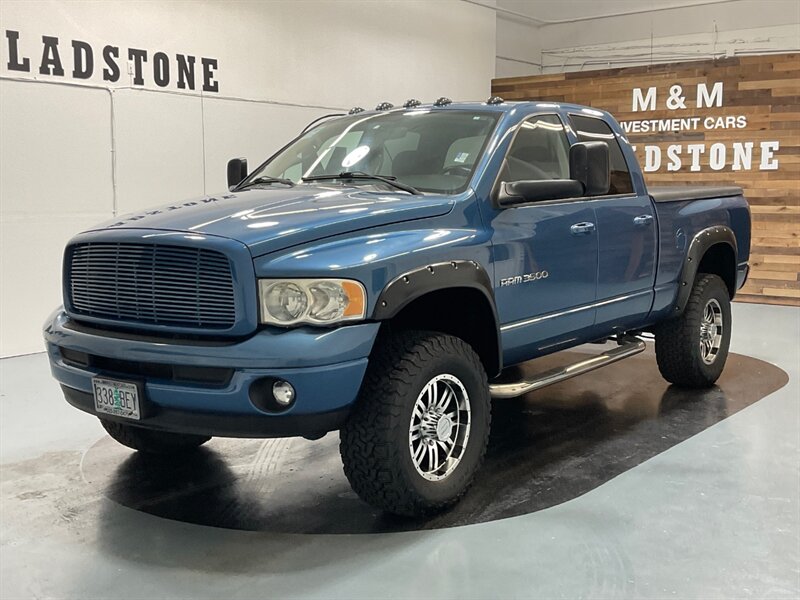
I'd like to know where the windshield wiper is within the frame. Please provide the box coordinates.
[302,171,421,195]
[237,175,295,189]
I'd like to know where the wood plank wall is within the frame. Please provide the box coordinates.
[492,53,800,306]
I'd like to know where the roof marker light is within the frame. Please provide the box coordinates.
[375,102,394,111]
[486,96,504,105]
[403,99,422,108]
[433,97,452,107]
[348,107,365,115]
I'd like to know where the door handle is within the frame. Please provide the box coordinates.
[633,214,654,226]
[570,222,595,235]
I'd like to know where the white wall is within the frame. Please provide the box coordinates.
[0,0,496,357]
[494,0,800,77]
[495,13,542,78]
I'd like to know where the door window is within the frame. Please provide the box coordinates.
[568,114,634,195]
[500,114,571,184]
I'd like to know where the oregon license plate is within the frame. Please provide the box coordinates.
[92,377,141,420]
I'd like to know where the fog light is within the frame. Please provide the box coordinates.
[272,380,295,406]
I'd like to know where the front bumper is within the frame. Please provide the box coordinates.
[44,310,380,438]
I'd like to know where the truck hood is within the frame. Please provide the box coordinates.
[93,185,455,256]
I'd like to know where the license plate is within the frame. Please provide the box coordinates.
[92,377,141,420]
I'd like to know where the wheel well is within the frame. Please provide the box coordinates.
[382,287,501,377]
[698,243,737,298]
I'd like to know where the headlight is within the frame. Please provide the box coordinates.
[258,279,366,326]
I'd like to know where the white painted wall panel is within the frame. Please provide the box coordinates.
[0,214,108,357]
[0,80,112,216]
[0,80,113,356]
[112,90,205,214]
[495,0,800,77]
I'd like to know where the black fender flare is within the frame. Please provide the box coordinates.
[674,225,737,314]
[373,260,502,374]
[373,260,495,318]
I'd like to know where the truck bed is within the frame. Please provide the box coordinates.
[649,186,744,203]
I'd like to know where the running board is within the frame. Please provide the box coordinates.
[489,338,647,399]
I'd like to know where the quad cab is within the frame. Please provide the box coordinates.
[45,97,750,516]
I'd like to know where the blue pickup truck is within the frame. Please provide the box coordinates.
[45,97,750,516]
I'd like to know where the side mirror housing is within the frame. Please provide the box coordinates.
[227,157,248,189]
[497,179,585,207]
[569,141,610,196]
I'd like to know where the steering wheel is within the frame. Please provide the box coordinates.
[442,165,472,176]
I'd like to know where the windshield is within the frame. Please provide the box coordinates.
[246,110,500,194]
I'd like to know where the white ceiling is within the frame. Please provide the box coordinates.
[494,0,742,24]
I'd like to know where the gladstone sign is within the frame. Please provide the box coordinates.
[622,81,779,173]
[4,29,220,92]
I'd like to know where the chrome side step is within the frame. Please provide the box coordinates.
[489,338,647,399]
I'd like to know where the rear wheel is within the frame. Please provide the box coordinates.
[340,330,491,516]
[100,419,210,453]
[655,273,732,388]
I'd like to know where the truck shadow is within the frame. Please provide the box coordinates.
[88,345,787,537]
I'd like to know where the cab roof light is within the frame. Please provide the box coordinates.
[403,98,422,108]
[348,106,365,115]
[486,96,505,105]
[433,97,452,107]
[375,102,394,111]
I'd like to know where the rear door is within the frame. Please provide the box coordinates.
[568,114,657,333]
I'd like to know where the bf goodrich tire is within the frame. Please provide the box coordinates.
[655,273,732,388]
[100,419,210,453]
[340,330,491,517]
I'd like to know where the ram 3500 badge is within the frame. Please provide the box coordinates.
[500,271,549,286]
[45,97,751,517]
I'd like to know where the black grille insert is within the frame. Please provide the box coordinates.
[67,242,236,329]
[59,347,233,386]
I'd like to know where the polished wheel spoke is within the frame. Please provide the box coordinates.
[428,383,438,411]
[428,443,439,470]
[413,441,427,463]
[699,298,723,365]
[435,386,453,412]
[408,374,471,482]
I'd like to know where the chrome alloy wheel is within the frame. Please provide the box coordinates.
[408,374,471,482]
[699,298,724,365]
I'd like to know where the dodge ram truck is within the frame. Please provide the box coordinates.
[44,97,751,516]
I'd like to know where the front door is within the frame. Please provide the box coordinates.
[488,114,599,366]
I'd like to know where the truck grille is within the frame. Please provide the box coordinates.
[67,242,236,329]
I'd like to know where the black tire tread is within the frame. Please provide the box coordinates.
[340,330,490,516]
[655,273,730,388]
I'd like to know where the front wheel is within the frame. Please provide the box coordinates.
[100,419,210,453]
[655,273,732,388]
[340,331,491,517]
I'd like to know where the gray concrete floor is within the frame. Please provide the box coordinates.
[1,303,799,599]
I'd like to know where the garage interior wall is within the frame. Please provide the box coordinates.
[0,0,496,358]
[494,0,800,77]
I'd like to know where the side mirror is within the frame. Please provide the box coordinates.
[569,141,609,196]
[227,157,248,189]
[497,179,584,207]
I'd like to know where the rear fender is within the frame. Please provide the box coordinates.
[674,226,737,314]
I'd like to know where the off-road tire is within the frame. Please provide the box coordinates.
[655,273,732,388]
[340,330,491,517]
[100,419,210,453]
